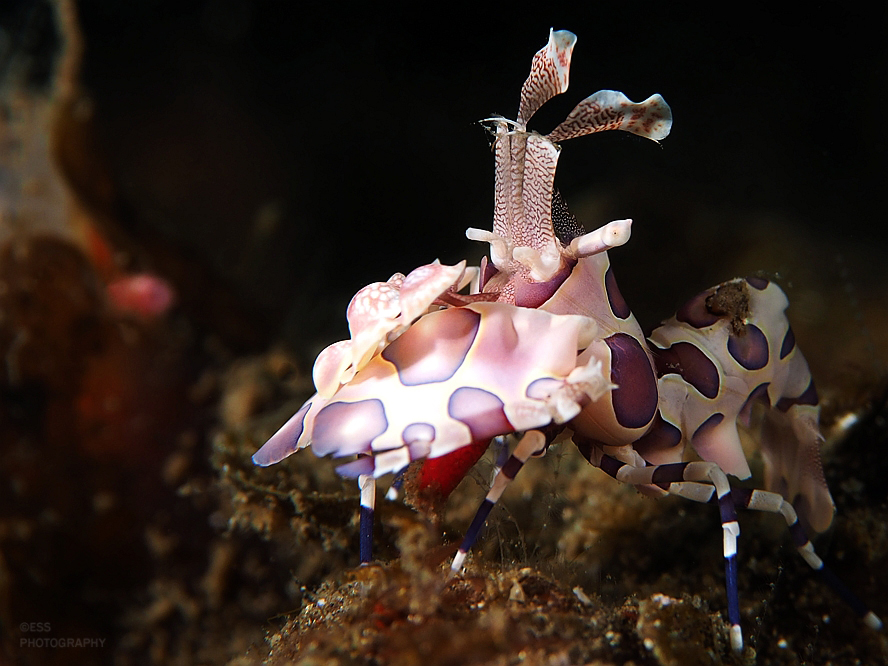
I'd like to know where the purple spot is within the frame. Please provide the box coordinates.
[383,307,480,386]
[738,382,770,424]
[403,422,436,443]
[746,276,770,290]
[252,401,311,466]
[776,379,819,412]
[401,424,435,462]
[676,289,719,329]
[514,262,573,308]
[448,387,513,441]
[727,323,769,370]
[605,265,631,319]
[312,399,388,457]
[693,412,724,441]
[407,441,432,460]
[653,341,720,399]
[336,456,375,478]
[606,333,658,429]
[780,326,796,360]
[526,377,563,400]
[634,412,682,458]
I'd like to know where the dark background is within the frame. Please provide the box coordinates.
[5,1,884,355]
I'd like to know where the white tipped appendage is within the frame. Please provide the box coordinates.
[730,625,743,652]
[466,228,512,271]
[568,219,632,258]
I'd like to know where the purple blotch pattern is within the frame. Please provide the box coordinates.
[780,326,796,360]
[634,411,682,456]
[382,307,481,386]
[692,412,725,441]
[745,276,770,290]
[738,382,771,424]
[525,377,564,400]
[676,290,719,329]
[515,263,573,308]
[448,386,513,442]
[335,456,375,478]
[312,399,389,457]
[514,280,562,309]
[604,265,631,320]
[776,379,819,412]
[403,422,436,444]
[727,323,769,370]
[252,401,311,466]
[478,256,497,291]
[605,333,658,429]
[654,341,720,399]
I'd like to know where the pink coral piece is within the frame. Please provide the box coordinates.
[106,273,176,319]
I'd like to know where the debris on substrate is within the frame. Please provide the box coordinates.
[210,363,888,666]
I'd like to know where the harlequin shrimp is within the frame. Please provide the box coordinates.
[253,29,881,651]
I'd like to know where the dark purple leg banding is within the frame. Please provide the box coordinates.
[360,505,373,564]
[458,499,495,557]
[725,554,740,629]
[650,462,690,487]
[599,454,625,479]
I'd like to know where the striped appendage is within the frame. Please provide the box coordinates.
[358,469,375,563]
[449,430,548,575]
[571,453,882,650]
[646,277,835,534]
[580,453,744,649]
